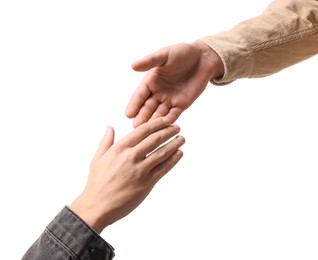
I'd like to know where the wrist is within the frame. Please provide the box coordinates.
[69,194,106,234]
[193,40,225,80]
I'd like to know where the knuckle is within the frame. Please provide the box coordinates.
[124,148,139,163]
[111,143,125,154]
[153,134,164,144]
[156,147,168,158]
[130,164,148,182]
[139,124,151,135]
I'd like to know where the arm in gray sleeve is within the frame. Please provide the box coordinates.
[22,207,115,260]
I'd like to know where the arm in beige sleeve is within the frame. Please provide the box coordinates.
[201,0,318,85]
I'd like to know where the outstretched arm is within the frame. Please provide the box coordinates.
[22,118,185,260]
[126,0,318,128]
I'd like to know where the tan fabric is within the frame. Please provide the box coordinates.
[201,0,318,85]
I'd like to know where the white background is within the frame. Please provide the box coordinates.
[1,1,318,259]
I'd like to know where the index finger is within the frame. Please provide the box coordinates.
[125,82,151,119]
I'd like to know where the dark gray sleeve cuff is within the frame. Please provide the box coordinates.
[22,206,115,260]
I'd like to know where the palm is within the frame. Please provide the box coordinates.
[126,43,213,127]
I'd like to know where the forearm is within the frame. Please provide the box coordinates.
[201,0,318,84]
[22,207,115,260]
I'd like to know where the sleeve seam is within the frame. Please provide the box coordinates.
[251,25,318,51]
[65,206,114,250]
[45,227,80,260]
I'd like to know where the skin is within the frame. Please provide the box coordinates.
[126,41,225,128]
[70,117,185,234]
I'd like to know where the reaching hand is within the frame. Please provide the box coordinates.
[126,41,224,127]
[70,117,185,234]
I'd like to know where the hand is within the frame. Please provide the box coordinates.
[126,41,224,127]
[70,117,185,234]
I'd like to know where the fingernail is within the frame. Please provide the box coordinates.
[176,150,184,158]
[176,135,185,143]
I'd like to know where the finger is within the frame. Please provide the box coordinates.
[146,136,185,182]
[145,135,185,167]
[162,107,183,125]
[150,103,169,119]
[125,82,151,119]
[131,47,169,72]
[151,106,182,126]
[120,117,171,148]
[134,124,181,159]
[150,150,184,183]
[132,96,160,128]
[92,126,115,160]
[132,114,147,128]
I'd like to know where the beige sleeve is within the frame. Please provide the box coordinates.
[201,0,318,85]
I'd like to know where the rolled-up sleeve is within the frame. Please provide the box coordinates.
[202,0,318,85]
[22,207,115,260]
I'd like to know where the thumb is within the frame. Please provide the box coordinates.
[93,126,115,160]
[131,47,169,72]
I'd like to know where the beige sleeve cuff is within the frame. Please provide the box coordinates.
[201,0,318,86]
[201,32,253,85]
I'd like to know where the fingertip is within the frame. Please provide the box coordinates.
[133,115,146,128]
[125,108,134,119]
[163,112,180,126]
[176,134,185,142]
[105,125,115,140]
[93,126,115,159]
[106,125,113,133]
[131,60,139,70]
[162,116,172,125]
[176,149,184,158]
[131,59,147,72]
[125,101,139,118]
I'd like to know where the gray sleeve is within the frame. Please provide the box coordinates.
[22,206,115,260]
